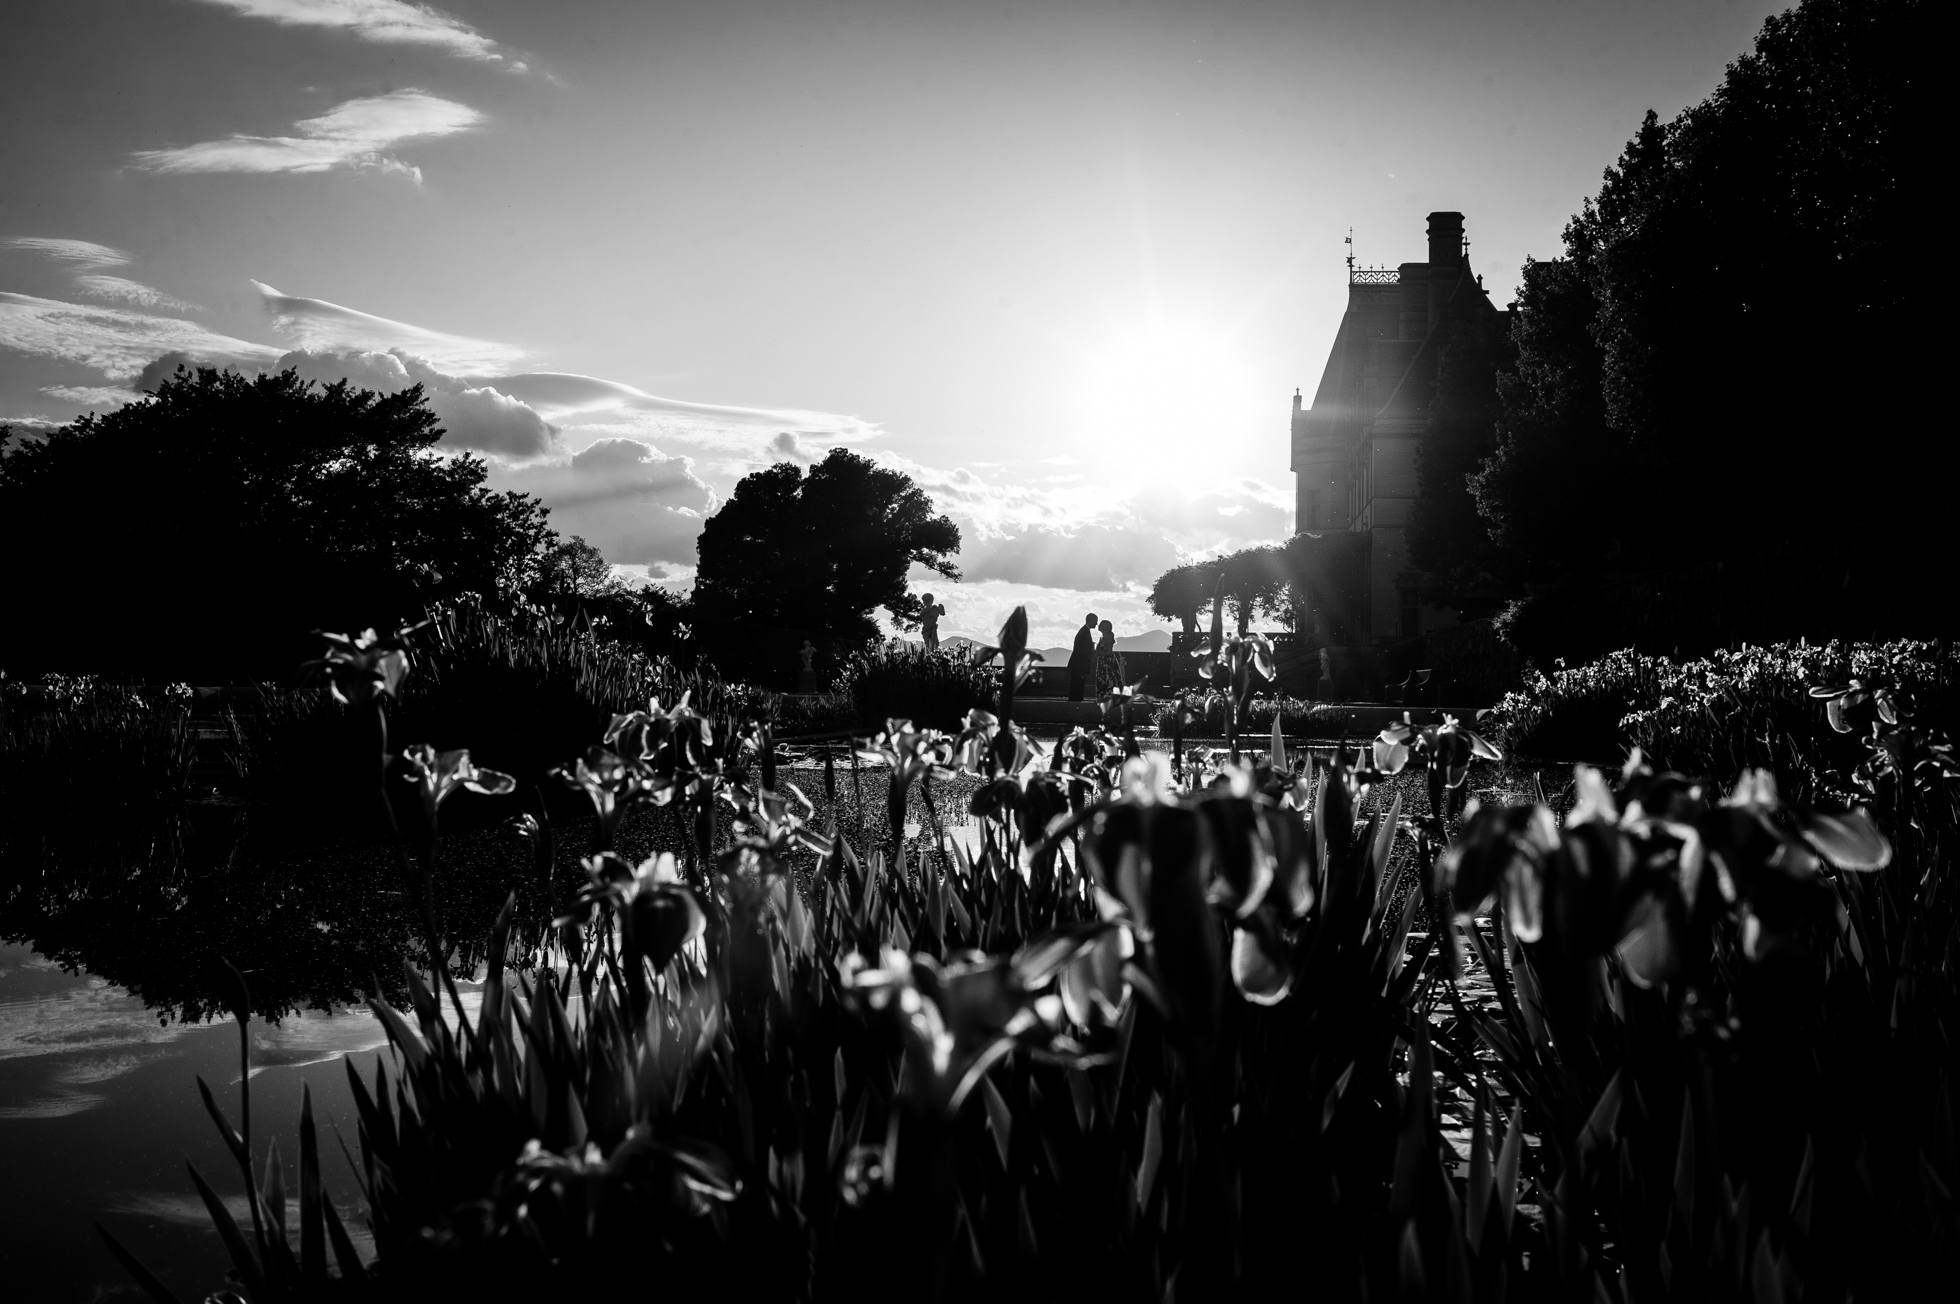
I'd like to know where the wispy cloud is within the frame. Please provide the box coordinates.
[131,90,481,181]
[256,284,521,372]
[493,372,886,445]
[0,292,281,381]
[73,274,199,313]
[6,238,200,318]
[40,384,143,405]
[192,0,506,64]
[4,236,129,268]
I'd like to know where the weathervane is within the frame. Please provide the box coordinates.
[1345,227,1354,275]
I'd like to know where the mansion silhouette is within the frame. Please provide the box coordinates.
[1289,211,1506,692]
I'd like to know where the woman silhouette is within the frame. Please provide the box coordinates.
[1093,619,1126,699]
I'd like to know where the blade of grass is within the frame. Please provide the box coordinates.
[298,1086,325,1281]
[93,1222,187,1304]
[186,1162,267,1300]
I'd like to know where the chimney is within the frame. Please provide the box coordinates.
[1426,212,1465,274]
[1292,388,1302,414]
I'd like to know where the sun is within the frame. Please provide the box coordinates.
[1076,316,1253,466]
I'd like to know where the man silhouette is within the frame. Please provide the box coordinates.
[1067,612,1097,702]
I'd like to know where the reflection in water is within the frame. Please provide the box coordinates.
[0,720,948,1299]
[0,941,389,1300]
[3,788,562,1022]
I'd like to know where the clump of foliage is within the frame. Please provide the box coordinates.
[397,595,787,801]
[1484,639,1956,787]
[0,366,555,681]
[831,642,998,732]
[0,675,194,895]
[1151,691,1336,738]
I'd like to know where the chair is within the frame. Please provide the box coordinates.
[1384,668,1433,706]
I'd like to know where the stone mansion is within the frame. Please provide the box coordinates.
[1290,211,1506,649]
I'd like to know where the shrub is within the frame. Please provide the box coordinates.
[1485,639,1957,794]
[832,642,996,731]
[0,675,195,897]
[1148,691,1357,738]
[400,597,783,804]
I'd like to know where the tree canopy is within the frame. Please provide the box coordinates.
[537,536,627,600]
[690,448,960,646]
[1435,0,1939,656]
[1147,547,1292,636]
[0,366,554,680]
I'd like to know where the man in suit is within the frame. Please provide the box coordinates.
[1067,612,1097,701]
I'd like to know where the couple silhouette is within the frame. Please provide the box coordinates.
[1066,613,1124,702]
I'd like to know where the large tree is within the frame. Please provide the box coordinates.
[1467,0,1937,654]
[1468,236,1631,587]
[691,448,960,646]
[0,366,554,680]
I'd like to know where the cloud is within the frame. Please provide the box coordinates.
[961,522,1180,592]
[484,371,886,454]
[274,348,554,457]
[41,384,142,405]
[0,292,281,381]
[131,90,481,180]
[4,237,129,268]
[193,0,506,63]
[7,236,199,314]
[259,287,522,372]
[766,431,812,462]
[432,383,554,458]
[73,274,199,313]
[488,438,715,566]
[1129,479,1293,547]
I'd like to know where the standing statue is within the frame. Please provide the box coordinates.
[798,639,819,694]
[919,592,946,653]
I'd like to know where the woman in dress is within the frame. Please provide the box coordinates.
[1093,619,1126,699]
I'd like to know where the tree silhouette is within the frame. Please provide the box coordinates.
[0,366,554,680]
[1146,547,1290,637]
[538,536,625,599]
[1465,0,1939,655]
[691,448,959,646]
[1147,563,1209,634]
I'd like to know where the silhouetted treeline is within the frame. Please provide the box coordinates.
[1417,0,1939,660]
[0,367,555,682]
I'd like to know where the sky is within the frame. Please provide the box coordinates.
[0,0,1785,646]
